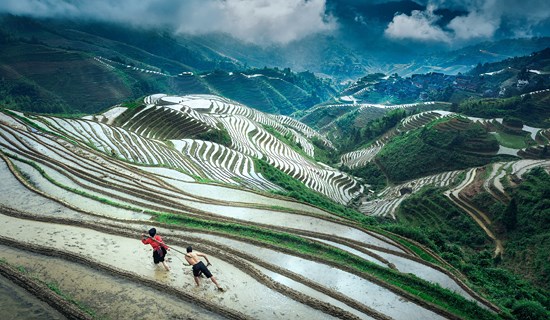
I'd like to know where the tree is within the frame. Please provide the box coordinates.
[503,198,518,231]
[512,300,548,320]
[450,102,459,112]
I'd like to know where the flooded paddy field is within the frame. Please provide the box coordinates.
[196,233,446,320]
[0,273,66,320]
[0,213,340,319]
[0,110,501,319]
[0,245,223,320]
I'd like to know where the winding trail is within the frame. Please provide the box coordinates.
[445,168,504,256]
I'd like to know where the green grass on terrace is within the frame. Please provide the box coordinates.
[3,152,498,319]
[157,213,498,320]
[491,131,533,149]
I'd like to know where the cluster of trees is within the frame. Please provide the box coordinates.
[458,93,550,128]
[0,79,69,114]
[375,121,505,183]
[194,126,232,148]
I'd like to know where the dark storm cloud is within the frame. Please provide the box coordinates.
[0,0,336,44]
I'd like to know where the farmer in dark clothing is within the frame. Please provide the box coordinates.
[141,228,170,271]
[184,246,223,290]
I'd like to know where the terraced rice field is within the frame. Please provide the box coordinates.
[443,160,550,256]
[0,107,499,319]
[341,110,549,223]
[359,170,463,218]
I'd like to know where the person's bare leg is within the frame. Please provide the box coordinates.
[194,276,200,286]
[210,276,223,290]
[162,261,170,271]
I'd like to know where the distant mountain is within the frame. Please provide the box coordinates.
[1,14,548,116]
[395,37,550,77]
[0,15,337,115]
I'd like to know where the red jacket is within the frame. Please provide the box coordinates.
[142,235,168,250]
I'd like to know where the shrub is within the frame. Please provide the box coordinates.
[511,300,548,320]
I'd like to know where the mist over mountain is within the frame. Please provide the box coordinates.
[1,0,549,80]
[1,2,550,320]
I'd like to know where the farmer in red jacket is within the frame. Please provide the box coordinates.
[141,228,170,271]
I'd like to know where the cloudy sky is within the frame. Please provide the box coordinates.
[0,0,549,46]
[384,0,550,43]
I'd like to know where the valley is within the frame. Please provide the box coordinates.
[0,7,549,320]
[1,88,549,319]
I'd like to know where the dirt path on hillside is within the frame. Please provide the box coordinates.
[445,168,504,257]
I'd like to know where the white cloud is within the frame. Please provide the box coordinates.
[384,5,451,42]
[448,11,500,39]
[0,0,336,45]
[176,0,336,45]
[407,0,550,42]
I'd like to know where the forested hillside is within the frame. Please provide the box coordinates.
[0,9,549,320]
[0,15,337,115]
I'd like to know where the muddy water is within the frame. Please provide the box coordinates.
[0,246,223,320]
[0,273,66,320]
[11,160,151,220]
[369,249,479,304]
[188,201,404,252]
[314,237,478,304]
[255,265,376,320]
[0,159,87,221]
[136,166,196,182]
[310,237,388,268]
[0,113,27,130]
[0,214,337,319]
[156,174,332,215]
[196,233,446,320]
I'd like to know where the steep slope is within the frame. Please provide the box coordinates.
[0,15,337,116]
[338,105,549,218]
[96,94,358,205]
[0,108,501,319]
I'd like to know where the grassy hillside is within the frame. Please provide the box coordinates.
[502,168,550,294]
[469,167,550,293]
[203,69,335,115]
[0,42,134,114]
[383,186,549,319]
[458,92,550,128]
[0,15,337,115]
[376,117,509,183]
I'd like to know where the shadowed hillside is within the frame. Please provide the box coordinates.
[0,15,337,116]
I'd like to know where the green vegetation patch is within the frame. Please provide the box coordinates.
[193,126,232,148]
[458,93,550,128]
[385,184,550,318]
[253,158,376,225]
[334,108,409,153]
[311,136,338,165]
[120,97,145,110]
[492,131,532,149]
[262,125,310,159]
[343,162,387,192]
[376,118,508,183]
[498,168,550,293]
